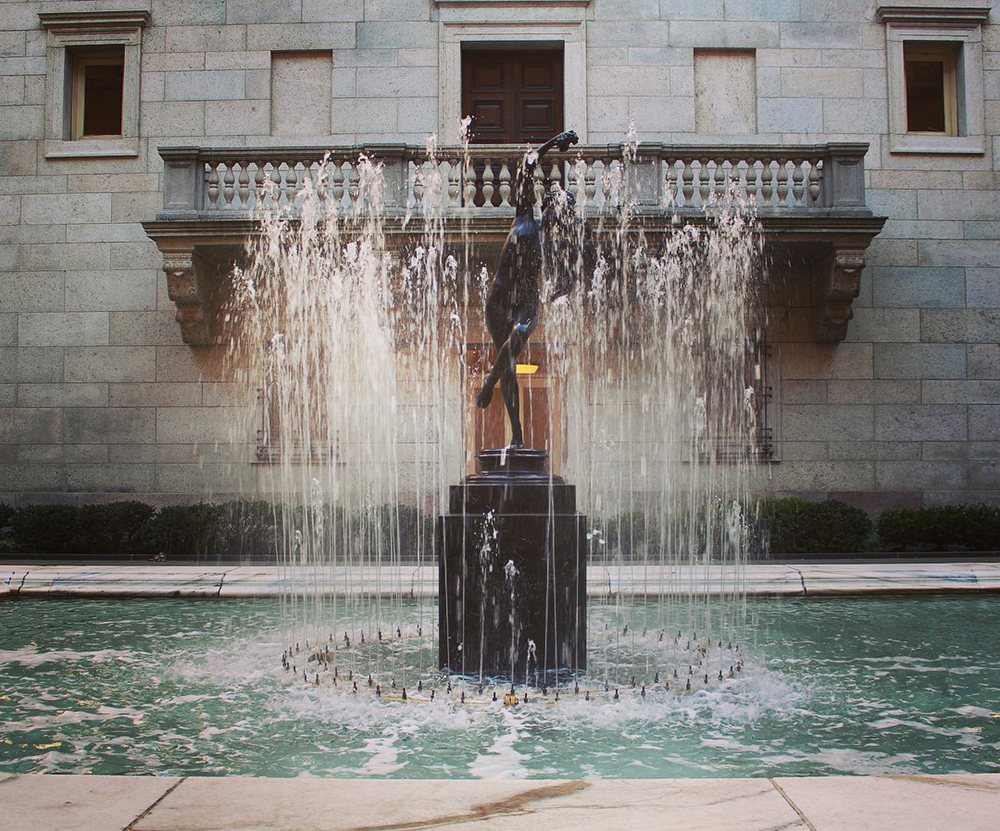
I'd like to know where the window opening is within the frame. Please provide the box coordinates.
[69,46,125,139]
[903,42,958,135]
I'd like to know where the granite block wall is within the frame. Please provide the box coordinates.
[0,0,996,511]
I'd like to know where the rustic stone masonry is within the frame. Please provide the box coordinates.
[0,0,997,513]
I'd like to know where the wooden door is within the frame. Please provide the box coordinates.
[462,49,564,144]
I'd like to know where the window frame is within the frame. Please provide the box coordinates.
[438,16,587,145]
[39,10,148,159]
[878,6,987,155]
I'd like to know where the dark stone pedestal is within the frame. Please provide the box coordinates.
[438,448,586,682]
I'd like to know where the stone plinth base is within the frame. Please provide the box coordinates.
[438,448,586,681]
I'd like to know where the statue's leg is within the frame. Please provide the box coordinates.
[500,369,523,447]
[476,342,508,409]
[477,318,534,407]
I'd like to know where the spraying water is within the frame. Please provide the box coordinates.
[224,129,764,699]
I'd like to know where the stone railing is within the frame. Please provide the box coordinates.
[157,142,872,220]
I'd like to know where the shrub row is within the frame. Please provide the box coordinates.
[599,499,1000,557]
[758,498,873,555]
[0,498,997,557]
[876,504,1000,552]
[0,500,435,560]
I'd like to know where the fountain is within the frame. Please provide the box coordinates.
[225,124,763,699]
[439,130,587,681]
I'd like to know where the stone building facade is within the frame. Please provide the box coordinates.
[0,0,997,512]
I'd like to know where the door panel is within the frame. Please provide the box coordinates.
[521,100,556,131]
[462,49,564,144]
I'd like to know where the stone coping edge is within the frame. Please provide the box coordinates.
[2,562,999,598]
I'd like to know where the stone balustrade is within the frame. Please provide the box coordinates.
[147,143,883,346]
[158,142,872,220]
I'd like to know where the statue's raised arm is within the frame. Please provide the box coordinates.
[512,130,579,217]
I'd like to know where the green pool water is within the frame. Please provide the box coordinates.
[0,596,997,778]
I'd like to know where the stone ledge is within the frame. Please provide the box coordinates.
[0,773,996,831]
[1,562,998,598]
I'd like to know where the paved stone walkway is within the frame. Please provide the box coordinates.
[2,562,999,597]
[0,773,997,830]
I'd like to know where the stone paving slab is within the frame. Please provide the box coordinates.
[0,773,180,831]
[1,774,997,831]
[461,778,809,831]
[0,563,997,598]
[774,774,1000,831]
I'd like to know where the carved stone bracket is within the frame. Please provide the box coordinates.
[162,250,215,345]
[814,247,866,343]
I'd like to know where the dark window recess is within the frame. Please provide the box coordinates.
[903,42,957,135]
[462,49,563,144]
[70,46,125,139]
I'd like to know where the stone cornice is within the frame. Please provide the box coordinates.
[875,5,991,25]
[38,9,151,31]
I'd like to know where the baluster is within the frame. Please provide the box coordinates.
[310,161,323,207]
[253,162,265,210]
[206,162,219,209]
[731,157,746,201]
[585,159,598,207]
[270,162,283,207]
[745,159,759,205]
[571,158,586,207]
[776,157,789,206]
[808,159,821,205]
[791,157,805,207]
[446,160,459,207]
[664,158,677,206]
[681,159,694,207]
[223,163,236,208]
[533,164,545,208]
[498,163,511,207]
[238,163,250,209]
[410,163,422,211]
[285,162,299,207]
[331,162,345,209]
[715,156,728,199]
[760,158,773,206]
[549,161,562,194]
[482,162,495,208]
[348,163,360,210]
[698,156,711,205]
[463,160,477,208]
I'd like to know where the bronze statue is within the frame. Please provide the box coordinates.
[476,130,586,447]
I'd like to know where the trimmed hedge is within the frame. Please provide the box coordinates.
[9,504,82,555]
[0,500,434,560]
[1,498,997,557]
[761,497,873,555]
[876,504,1000,552]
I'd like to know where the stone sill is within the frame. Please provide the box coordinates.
[43,138,139,160]
[889,134,987,155]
